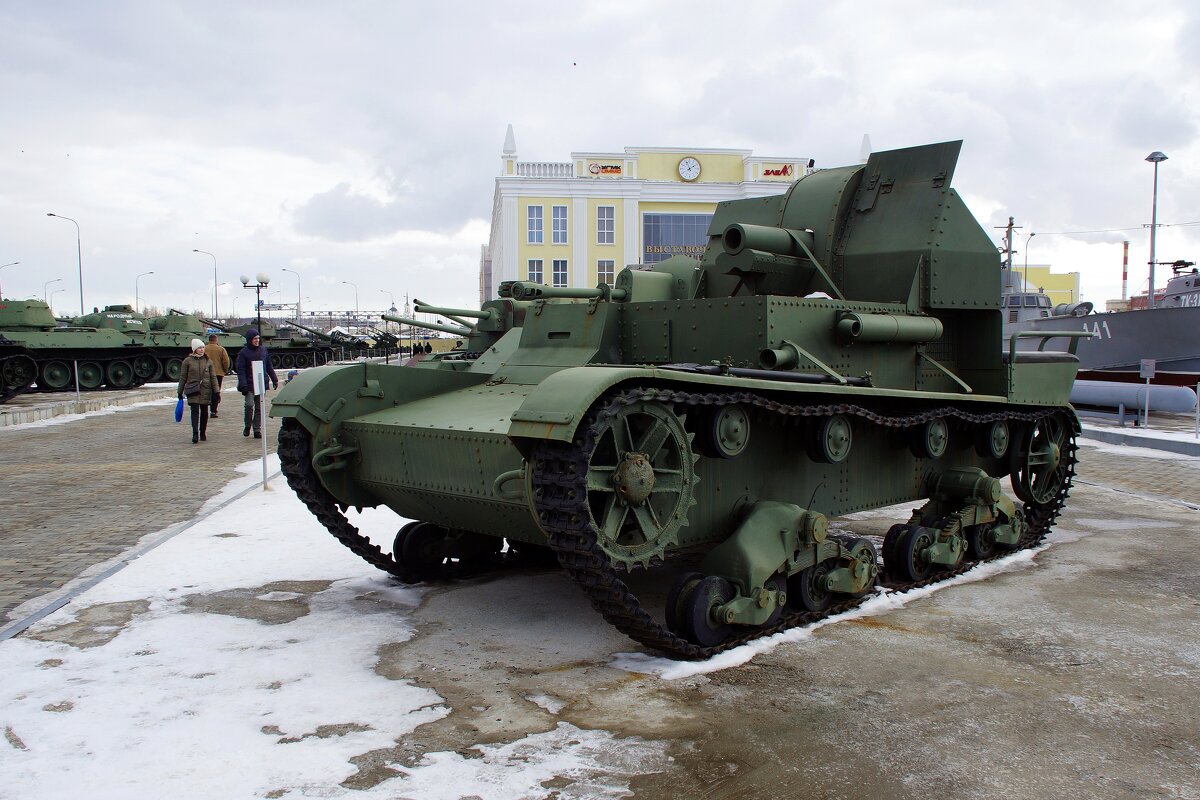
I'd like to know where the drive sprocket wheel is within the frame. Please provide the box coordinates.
[582,398,698,569]
[1011,413,1070,505]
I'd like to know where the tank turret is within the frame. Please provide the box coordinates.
[272,141,1085,658]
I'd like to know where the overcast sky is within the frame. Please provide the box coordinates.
[2,1,1198,320]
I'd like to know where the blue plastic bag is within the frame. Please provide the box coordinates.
[174,396,184,422]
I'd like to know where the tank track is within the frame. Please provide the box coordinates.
[530,387,1076,660]
[277,385,1076,661]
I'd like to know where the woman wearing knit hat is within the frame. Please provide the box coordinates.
[177,338,219,444]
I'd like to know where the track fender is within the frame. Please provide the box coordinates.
[507,366,650,450]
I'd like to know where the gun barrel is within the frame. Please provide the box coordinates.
[414,302,497,322]
[508,282,625,301]
[382,314,472,337]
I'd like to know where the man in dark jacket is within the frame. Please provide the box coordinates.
[234,328,278,439]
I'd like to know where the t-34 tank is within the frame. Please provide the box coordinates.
[0,299,155,392]
[272,141,1086,659]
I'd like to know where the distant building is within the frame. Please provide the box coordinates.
[1011,265,1080,307]
[479,125,813,303]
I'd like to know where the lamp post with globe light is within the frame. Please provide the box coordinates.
[241,273,270,336]
[1146,151,1168,309]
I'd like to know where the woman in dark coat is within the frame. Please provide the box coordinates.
[177,338,219,444]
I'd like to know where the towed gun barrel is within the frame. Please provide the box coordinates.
[381,314,472,338]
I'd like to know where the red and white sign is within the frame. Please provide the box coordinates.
[762,164,793,177]
[588,163,622,175]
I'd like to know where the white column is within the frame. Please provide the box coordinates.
[502,195,519,284]
[572,197,588,287]
[623,198,640,267]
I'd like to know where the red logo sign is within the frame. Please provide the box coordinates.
[762,165,793,177]
[588,163,622,175]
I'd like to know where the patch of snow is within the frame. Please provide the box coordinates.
[526,693,567,715]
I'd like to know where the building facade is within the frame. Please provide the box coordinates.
[479,126,813,302]
[1011,265,1081,306]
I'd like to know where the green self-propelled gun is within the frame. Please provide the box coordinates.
[272,141,1085,658]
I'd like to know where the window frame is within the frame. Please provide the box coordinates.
[527,205,544,245]
[596,205,615,245]
[552,205,568,245]
[552,259,568,288]
[527,258,544,284]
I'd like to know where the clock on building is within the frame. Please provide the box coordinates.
[677,156,701,182]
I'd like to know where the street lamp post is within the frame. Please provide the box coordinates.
[194,250,218,318]
[342,280,358,323]
[49,288,64,313]
[240,273,271,335]
[1146,151,1168,309]
[1022,232,1036,292]
[44,277,62,304]
[135,270,154,313]
[281,267,301,320]
[0,261,18,299]
[46,213,84,314]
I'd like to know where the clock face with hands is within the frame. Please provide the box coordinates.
[677,157,701,181]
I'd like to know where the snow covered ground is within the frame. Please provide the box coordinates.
[3,400,1195,799]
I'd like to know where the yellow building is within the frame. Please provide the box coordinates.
[1011,265,1080,306]
[480,125,813,302]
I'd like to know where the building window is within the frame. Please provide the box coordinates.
[597,259,615,286]
[552,206,568,244]
[552,259,568,287]
[527,205,543,244]
[642,213,712,263]
[597,206,614,244]
[528,259,543,284]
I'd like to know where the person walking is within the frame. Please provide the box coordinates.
[204,333,231,419]
[235,328,278,439]
[177,338,218,444]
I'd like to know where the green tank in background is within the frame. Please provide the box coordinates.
[272,141,1086,659]
[0,299,155,393]
[71,306,245,382]
[201,317,335,370]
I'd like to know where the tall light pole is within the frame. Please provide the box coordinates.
[342,280,358,320]
[49,288,64,313]
[46,213,84,314]
[1022,232,1036,292]
[281,267,301,320]
[0,261,18,299]
[193,249,218,318]
[1146,151,1168,309]
[135,270,154,313]
[240,273,270,334]
[44,277,63,304]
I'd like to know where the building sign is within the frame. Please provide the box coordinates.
[588,162,623,175]
[642,213,713,264]
[761,164,793,177]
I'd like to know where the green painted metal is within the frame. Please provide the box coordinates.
[271,140,1082,650]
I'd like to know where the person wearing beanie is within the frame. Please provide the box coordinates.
[177,339,218,444]
[234,327,278,439]
[204,333,231,419]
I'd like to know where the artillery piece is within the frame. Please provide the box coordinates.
[201,317,335,369]
[272,141,1085,658]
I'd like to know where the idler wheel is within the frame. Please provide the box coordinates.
[2,355,36,387]
[677,575,735,648]
[1010,415,1069,505]
[584,399,697,568]
[664,571,703,635]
